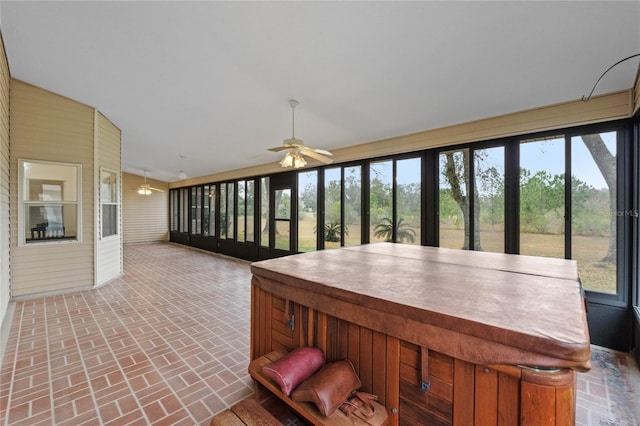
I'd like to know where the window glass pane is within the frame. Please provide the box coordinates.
[572,132,617,294]
[102,205,117,237]
[170,190,178,231]
[298,171,318,252]
[475,147,504,253]
[100,169,118,238]
[275,189,291,220]
[203,185,215,237]
[324,168,342,249]
[520,137,565,258]
[275,220,290,251]
[439,150,469,249]
[23,162,77,202]
[220,184,227,239]
[275,188,290,250]
[22,160,79,243]
[191,187,202,235]
[100,170,117,203]
[370,161,393,242]
[343,166,361,247]
[260,177,269,248]
[180,188,189,233]
[238,181,246,242]
[227,182,235,239]
[246,180,255,242]
[26,205,77,241]
[396,158,420,245]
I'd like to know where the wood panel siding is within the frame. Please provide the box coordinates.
[0,32,12,349]
[634,68,640,115]
[95,111,122,285]
[122,172,168,244]
[10,80,95,297]
[172,90,633,188]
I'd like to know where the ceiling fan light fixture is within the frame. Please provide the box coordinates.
[293,153,307,168]
[280,151,294,167]
[269,99,332,168]
[279,150,308,169]
[136,170,164,195]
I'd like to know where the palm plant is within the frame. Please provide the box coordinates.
[314,222,348,242]
[373,217,416,243]
[324,222,346,242]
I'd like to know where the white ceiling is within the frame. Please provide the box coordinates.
[2,1,639,183]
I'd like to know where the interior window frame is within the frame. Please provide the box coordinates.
[99,167,119,239]
[19,159,82,246]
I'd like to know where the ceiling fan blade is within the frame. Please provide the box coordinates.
[299,147,334,164]
[149,187,165,192]
[267,145,291,152]
[311,148,333,156]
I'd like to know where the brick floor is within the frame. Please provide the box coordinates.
[0,242,638,425]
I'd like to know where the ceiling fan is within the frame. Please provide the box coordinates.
[268,99,333,168]
[137,171,164,195]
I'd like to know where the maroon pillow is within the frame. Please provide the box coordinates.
[262,347,325,396]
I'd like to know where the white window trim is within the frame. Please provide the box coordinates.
[18,159,82,246]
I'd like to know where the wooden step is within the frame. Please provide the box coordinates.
[210,397,281,426]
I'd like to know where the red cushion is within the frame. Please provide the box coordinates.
[262,347,325,396]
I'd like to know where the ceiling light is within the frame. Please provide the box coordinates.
[293,153,307,168]
[137,187,152,195]
[279,149,308,169]
[280,151,294,168]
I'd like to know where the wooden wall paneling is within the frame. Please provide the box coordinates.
[347,322,360,372]
[323,314,335,359]
[292,303,304,348]
[399,342,454,407]
[634,68,640,114]
[398,397,450,426]
[316,311,328,357]
[453,359,475,426]
[250,284,256,359]
[497,372,520,426]
[385,336,400,426]
[398,341,452,425]
[359,327,373,392]
[335,318,350,361]
[371,331,387,404]
[270,295,293,352]
[474,366,498,426]
[263,289,273,356]
[253,285,270,358]
[305,306,315,348]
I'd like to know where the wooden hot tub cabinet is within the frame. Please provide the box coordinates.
[250,243,591,425]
